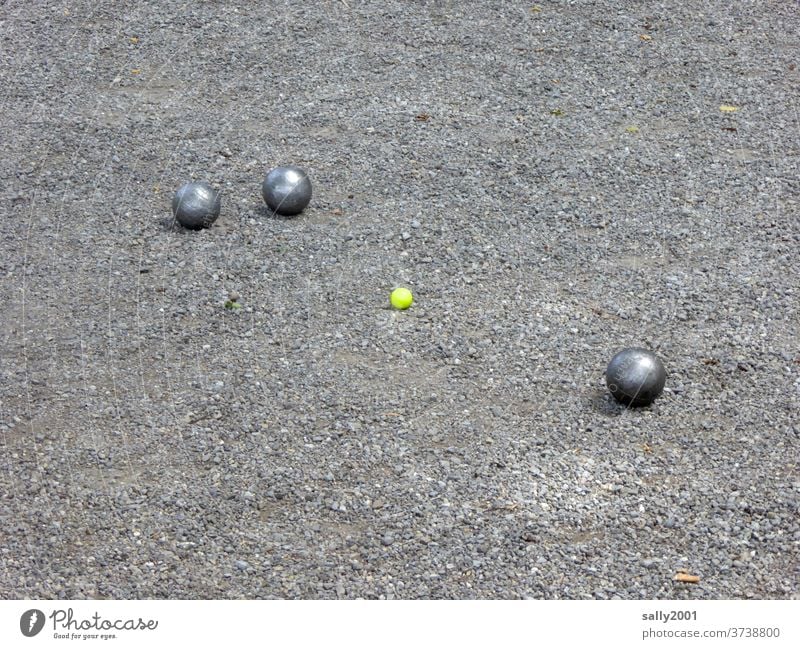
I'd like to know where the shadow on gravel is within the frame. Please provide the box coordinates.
[587,391,625,417]
[254,203,302,222]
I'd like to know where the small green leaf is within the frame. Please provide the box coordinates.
[224,300,242,310]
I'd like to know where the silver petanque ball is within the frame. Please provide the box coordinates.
[606,347,666,407]
[171,181,221,230]
[261,165,312,215]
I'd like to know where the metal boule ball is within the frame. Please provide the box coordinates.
[171,181,221,230]
[261,166,312,215]
[606,347,666,407]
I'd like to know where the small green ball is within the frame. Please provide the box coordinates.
[390,287,413,310]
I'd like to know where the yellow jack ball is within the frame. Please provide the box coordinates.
[390,287,413,310]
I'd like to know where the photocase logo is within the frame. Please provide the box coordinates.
[20,609,46,637]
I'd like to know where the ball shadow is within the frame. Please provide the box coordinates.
[587,389,626,417]
[255,203,302,221]
[161,214,211,232]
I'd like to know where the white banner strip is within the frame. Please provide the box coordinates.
[2,600,797,648]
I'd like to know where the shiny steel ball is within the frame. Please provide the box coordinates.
[261,166,312,215]
[606,347,666,407]
[171,181,221,229]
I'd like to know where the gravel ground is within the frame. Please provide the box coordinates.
[1,1,798,599]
